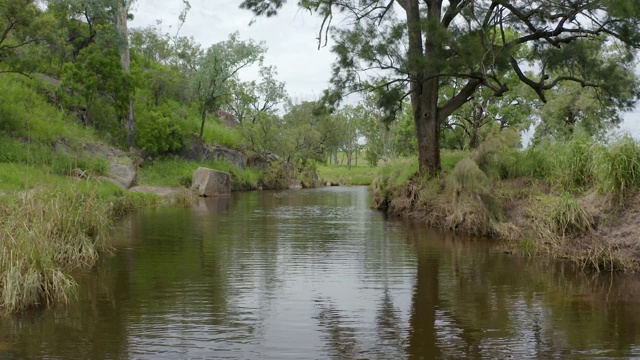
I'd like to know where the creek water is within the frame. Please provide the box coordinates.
[2,186,640,359]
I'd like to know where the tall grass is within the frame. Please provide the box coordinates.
[0,136,109,178]
[548,193,593,237]
[592,136,640,205]
[0,183,161,313]
[0,188,111,312]
[0,75,98,144]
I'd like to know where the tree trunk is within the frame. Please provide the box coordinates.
[116,0,135,147]
[200,106,207,140]
[413,79,441,176]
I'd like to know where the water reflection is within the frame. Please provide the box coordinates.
[1,187,640,359]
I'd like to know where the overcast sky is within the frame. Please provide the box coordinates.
[130,0,640,137]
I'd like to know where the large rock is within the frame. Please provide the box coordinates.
[210,146,246,170]
[191,167,231,197]
[182,135,247,170]
[109,163,137,189]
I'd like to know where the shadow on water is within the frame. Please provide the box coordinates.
[2,187,640,359]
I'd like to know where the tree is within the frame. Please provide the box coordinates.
[241,0,640,176]
[444,76,534,149]
[0,0,53,74]
[334,105,364,170]
[115,0,136,146]
[190,32,265,140]
[226,65,287,124]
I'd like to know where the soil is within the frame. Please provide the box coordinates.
[128,186,185,197]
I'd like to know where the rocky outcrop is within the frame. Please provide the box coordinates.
[247,152,280,170]
[210,146,246,170]
[289,179,303,189]
[182,135,247,170]
[55,140,138,189]
[191,167,231,197]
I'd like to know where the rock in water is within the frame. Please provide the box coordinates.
[191,167,231,197]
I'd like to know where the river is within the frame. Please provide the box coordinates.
[1,186,640,359]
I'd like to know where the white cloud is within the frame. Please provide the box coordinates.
[130,0,336,100]
[130,1,640,137]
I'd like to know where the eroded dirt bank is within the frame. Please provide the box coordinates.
[373,175,640,272]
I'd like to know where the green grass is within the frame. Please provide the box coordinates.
[139,157,262,190]
[0,75,100,144]
[317,163,378,185]
[0,180,161,313]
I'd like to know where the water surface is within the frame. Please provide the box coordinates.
[2,186,640,359]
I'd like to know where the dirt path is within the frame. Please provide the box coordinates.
[129,186,185,197]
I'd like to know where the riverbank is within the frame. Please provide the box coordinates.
[0,179,167,313]
[373,135,640,272]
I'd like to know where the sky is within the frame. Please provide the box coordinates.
[130,0,640,137]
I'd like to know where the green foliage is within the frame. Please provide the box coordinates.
[377,157,419,190]
[593,136,640,205]
[0,76,98,143]
[139,158,260,191]
[191,32,265,139]
[260,160,291,189]
[135,107,184,156]
[317,161,377,186]
[242,0,640,175]
[203,118,241,149]
[62,43,133,118]
[0,181,161,313]
[555,137,598,190]
[441,150,469,172]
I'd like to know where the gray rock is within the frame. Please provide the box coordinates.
[289,179,303,189]
[109,163,137,189]
[191,167,231,197]
[210,146,246,170]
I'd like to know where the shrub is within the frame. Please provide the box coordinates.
[136,108,184,155]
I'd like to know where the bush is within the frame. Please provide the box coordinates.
[136,108,184,155]
[0,97,28,134]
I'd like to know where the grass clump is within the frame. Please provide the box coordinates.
[548,193,593,237]
[592,136,640,205]
[0,188,111,312]
[0,182,162,313]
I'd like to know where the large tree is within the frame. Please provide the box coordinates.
[240,0,640,175]
[190,32,265,140]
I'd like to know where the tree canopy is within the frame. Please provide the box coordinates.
[241,0,640,175]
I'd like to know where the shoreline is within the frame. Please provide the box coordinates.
[372,175,640,273]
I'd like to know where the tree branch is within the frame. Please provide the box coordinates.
[438,78,482,122]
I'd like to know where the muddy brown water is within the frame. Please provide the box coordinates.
[2,186,640,359]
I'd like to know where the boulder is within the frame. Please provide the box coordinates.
[109,163,137,189]
[289,179,303,189]
[210,146,246,170]
[191,167,231,197]
[247,152,281,170]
